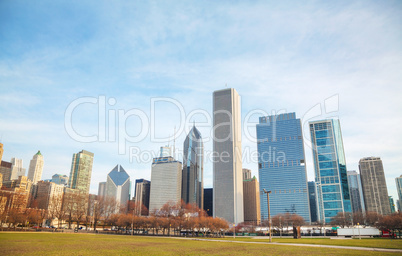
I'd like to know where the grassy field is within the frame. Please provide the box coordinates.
[208,237,402,249]
[0,233,401,256]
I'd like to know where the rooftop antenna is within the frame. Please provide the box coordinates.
[225,83,227,88]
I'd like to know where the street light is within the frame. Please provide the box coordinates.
[263,189,272,243]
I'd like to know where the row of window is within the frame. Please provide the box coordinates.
[267,188,308,194]
[258,160,304,168]
[257,136,302,143]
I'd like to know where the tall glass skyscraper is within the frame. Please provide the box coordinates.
[347,170,366,213]
[257,112,311,223]
[309,119,351,223]
[68,150,94,194]
[181,125,203,209]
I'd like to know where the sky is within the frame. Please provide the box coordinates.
[0,1,401,202]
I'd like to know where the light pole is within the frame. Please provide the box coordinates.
[131,209,135,235]
[263,189,272,242]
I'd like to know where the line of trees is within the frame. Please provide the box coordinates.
[330,211,402,238]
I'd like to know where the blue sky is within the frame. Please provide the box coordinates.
[1,1,401,201]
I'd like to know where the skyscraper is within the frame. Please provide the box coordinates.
[10,158,26,180]
[243,175,261,224]
[309,119,351,223]
[203,188,213,217]
[181,125,204,209]
[98,182,106,198]
[389,196,396,213]
[134,179,151,215]
[308,181,318,223]
[68,150,94,194]
[213,88,243,224]
[242,168,252,181]
[258,113,311,223]
[396,175,402,211]
[0,161,12,181]
[149,148,182,213]
[359,157,391,215]
[0,143,3,162]
[347,170,366,213]
[105,165,130,210]
[27,151,44,184]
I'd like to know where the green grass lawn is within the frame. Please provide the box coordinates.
[0,233,401,256]
[207,237,402,250]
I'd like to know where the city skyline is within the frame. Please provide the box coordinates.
[0,1,401,202]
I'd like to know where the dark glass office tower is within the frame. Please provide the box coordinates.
[182,125,204,209]
[308,181,318,223]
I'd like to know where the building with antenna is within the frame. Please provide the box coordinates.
[149,146,182,212]
[213,88,244,224]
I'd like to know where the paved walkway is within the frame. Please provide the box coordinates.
[168,237,402,253]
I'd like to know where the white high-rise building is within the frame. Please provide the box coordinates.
[149,148,182,213]
[28,151,44,184]
[10,157,26,180]
[213,88,244,224]
[105,165,130,211]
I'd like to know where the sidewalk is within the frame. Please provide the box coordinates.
[169,237,402,253]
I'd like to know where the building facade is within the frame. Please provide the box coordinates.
[308,181,318,223]
[258,113,311,223]
[243,176,261,224]
[52,174,68,185]
[134,179,150,215]
[68,150,94,194]
[203,188,213,217]
[389,196,396,213]
[242,168,252,181]
[105,165,130,210]
[181,125,204,209]
[149,154,182,213]
[396,175,402,211]
[347,170,366,213]
[0,143,3,162]
[27,151,44,184]
[309,119,351,223]
[10,158,26,180]
[213,88,244,224]
[36,180,64,213]
[359,157,391,215]
[98,182,106,198]
[0,161,12,182]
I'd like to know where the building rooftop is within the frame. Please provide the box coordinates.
[108,165,129,186]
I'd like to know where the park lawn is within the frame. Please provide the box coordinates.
[207,237,402,250]
[0,233,400,256]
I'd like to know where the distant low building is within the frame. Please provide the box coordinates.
[35,180,64,213]
[52,174,68,185]
[243,174,261,224]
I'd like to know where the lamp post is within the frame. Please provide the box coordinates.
[263,189,272,242]
[131,209,135,235]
